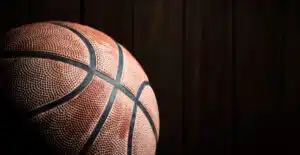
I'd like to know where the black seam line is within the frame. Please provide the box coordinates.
[0,50,158,143]
[136,98,158,142]
[26,23,97,117]
[127,81,151,155]
[50,22,97,69]
[115,44,124,81]
[128,103,137,155]
[79,43,124,155]
[117,82,158,142]
[0,51,91,72]
[79,87,118,155]
[96,70,158,142]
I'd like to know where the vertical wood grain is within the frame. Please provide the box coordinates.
[235,0,284,154]
[183,0,202,153]
[184,0,233,154]
[133,0,183,154]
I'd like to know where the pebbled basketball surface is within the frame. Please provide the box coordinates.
[0,21,159,155]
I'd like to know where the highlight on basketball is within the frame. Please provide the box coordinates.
[0,21,159,155]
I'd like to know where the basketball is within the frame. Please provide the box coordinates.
[0,21,159,155]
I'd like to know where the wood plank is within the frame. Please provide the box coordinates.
[184,0,233,154]
[27,0,80,23]
[235,0,284,154]
[183,0,202,153]
[133,0,183,154]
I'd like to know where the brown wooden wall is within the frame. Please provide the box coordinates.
[1,0,299,154]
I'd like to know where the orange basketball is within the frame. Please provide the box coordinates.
[0,21,159,155]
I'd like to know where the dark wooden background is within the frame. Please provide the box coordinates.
[1,0,299,154]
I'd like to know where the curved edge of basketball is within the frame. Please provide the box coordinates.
[0,21,160,155]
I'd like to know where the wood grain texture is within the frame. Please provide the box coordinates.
[133,0,183,154]
[184,0,233,154]
[235,0,285,154]
[183,0,202,153]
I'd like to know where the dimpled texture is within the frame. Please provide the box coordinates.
[121,46,149,95]
[58,22,119,80]
[138,86,160,138]
[32,78,113,154]
[2,21,159,154]
[87,90,134,155]
[132,108,156,155]
[4,58,87,111]
[4,22,90,65]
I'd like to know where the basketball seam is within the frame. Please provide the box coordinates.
[79,43,124,155]
[127,81,150,155]
[0,23,158,154]
[25,22,97,117]
[0,50,158,151]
